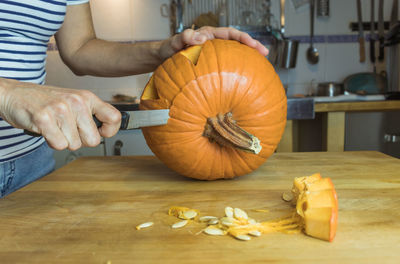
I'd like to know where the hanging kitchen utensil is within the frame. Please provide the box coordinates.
[357,0,366,62]
[370,0,376,68]
[378,0,385,61]
[317,0,329,17]
[269,0,299,68]
[306,0,319,64]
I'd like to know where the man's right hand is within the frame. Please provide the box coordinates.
[0,78,121,150]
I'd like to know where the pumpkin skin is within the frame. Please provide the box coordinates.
[140,39,287,180]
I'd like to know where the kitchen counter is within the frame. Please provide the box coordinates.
[0,151,399,263]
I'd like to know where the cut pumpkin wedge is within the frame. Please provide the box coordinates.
[291,173,338,242]
[296,188,338,217]
[292,173,321,203]
[303,207,338,242]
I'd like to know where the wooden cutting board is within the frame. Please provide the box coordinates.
[0,151,399,263]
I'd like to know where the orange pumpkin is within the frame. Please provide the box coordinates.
[140,39,287,180]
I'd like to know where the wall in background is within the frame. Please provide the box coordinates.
[45,0,400,159]
[46,0,397,98]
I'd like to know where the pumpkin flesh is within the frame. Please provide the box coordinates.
[292,174,338,242]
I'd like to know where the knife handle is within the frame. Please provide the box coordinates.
[359,37,366,62]
[378,37,384,61]
[93,111,130,130]
[370,37,375,63]
[25,112,131,137]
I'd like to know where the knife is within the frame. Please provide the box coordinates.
[357,0,366,62]
[93,109,170,130]
[370,0,376,66]
[25,108,170,137]
[378,0,385,61]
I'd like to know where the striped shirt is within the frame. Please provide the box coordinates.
[0,0,88,162]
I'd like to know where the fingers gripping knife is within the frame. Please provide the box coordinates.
[24,108,170,137]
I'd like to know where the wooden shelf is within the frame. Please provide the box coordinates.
[315,100,400,112]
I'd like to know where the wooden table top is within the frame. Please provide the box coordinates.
[315,100,400,112]
[0,151,399,263]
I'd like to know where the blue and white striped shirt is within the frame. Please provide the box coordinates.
[0,0,88,162]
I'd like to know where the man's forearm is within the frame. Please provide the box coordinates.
[64,39,164,77]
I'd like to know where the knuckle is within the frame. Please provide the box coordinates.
[66,93,85,107]
[68,140,82,151]
[33,110,52,126]
[53,101,69,116]
[48,139,68,151]
[86,135,100,147]
[77,89,95,99]
[110,109,122,123]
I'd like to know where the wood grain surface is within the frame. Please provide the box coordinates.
[315,100,400,112]
[0,151,399,264]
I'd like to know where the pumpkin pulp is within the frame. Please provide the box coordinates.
[203,112,262,154]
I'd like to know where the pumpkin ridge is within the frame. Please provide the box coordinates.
[228,147,255,175]
[158,56,192,105]
[218,72,249,112]
[182,76,216,117]
[233,73,283,115]
[182,138,217,178]
[171,106,206,125]
[169,91,209,124]
[236,150,265,171]
[155,65,179,105]
[192,75,218,115]
[236,98,287,126]
[210,40,224,113]
[144,132,203,146]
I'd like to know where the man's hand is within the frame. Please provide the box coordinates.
[0,78,121,151]
[159,26,269,61]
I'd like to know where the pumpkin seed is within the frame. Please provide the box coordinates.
[204,227,225,236]
[248,230,262,237]
[172,220,188,229]
[282,191,293,202]
[136,222,154,230]
[199,216,218,222]
[234,208,248,220]
[225,206,234,218]
[208,219,219,225]
[248,218,257,225]
[220,217,238,227]
[235,234,252,241]
[180,210,197,220]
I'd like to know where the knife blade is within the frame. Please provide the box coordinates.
[378,0,385,61]
[357,0,366,62]
[94,109,170,130]
[25,109,170,137]
[370,0,376,65]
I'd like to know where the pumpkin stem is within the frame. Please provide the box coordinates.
[203,112,262,154]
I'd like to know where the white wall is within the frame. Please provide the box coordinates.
[46,0,397,98]
[46,0,170,101]
[45,0,400,159]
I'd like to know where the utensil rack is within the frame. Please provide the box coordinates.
[170,0,277,36]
